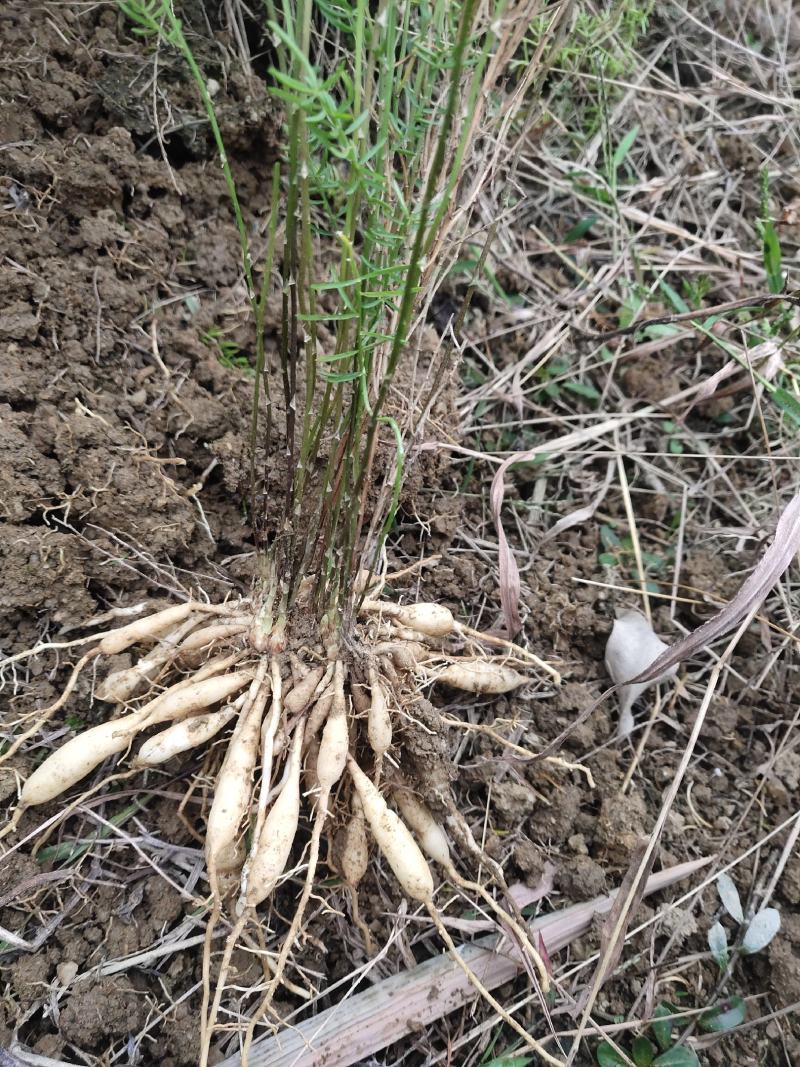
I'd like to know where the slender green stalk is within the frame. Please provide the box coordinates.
[119,0,529,630]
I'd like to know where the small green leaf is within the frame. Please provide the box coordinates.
[482,1056,531,1067]
[708,920,728,969]
[599,553,617,567]
[564,215,600,242]
[652,1047,699,1067]
[576,183,613,205]
[668,438,684,455]
[741,907,781,954]
[612,125,639,171]
[643,324,683,339]
[716,872,744,923]
[757,218,783,294]
[771,387,800,427]
[651,1004,674,1051]
[699,996,746,1033]
[564,379,601,401]
[600,524,621,550]
[659,280,690,315]
[632,1035,656,1066]
[597,1042,628,1067]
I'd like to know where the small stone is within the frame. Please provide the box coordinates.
[57,961,79,987]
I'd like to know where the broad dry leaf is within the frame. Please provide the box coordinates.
[605,610,678,738]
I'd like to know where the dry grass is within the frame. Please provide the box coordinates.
[3,2,800,1066]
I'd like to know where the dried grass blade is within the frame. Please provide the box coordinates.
[222,857,711,1067]
[627,493,800,685]
[490,417,636,634]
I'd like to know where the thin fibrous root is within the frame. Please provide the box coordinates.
[242,660,348,1060]
[201,661,271,1061]
[393,786,551,993]
[426,906,564,1066]
[0,647,101,768]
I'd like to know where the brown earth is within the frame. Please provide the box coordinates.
[1,3,798,1067]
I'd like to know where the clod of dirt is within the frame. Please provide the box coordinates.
[513,837,547,885]
[594,791,648,866]
[622,355,681,401]
[767,912,800,1006]
[10,953,51,1010]
[556,854,608,898]
[491,779,539,819]
[528,783,582,844]
[58,977,148,1048]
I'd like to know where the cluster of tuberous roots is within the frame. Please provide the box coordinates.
[0,572,567,1067]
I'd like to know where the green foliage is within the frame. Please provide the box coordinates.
[698,997,745,1034]
[118,0,506,620]
[598,520,672,585]
[202,327,254,376]
[632,1035,657,1066]
[757,167,783,294]
[595,1003,700,1067]
[526,0,653,138]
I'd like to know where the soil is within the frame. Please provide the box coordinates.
[1,3,799,1067]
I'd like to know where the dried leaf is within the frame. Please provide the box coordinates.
[537,493,800,763]
[224,857,712,1067]
[625,494,800,687]
[543,462,614,541]
[592,840,653,998]
[605,610,678,738]
[490,416,637,634]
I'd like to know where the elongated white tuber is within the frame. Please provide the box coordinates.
[360,600,454,637]
[283,666,325,715]
[433,660,527,694]
[393,603,454,637]
[97,616,199,703]
[317,662,349,794]
[242,721,305,908]
[367,666,391,775]
[99,603,203,655]
[341,793,369,888]
[393,788,451,868]
[135,703,239,766]
[205,669,269,882]
[176,619,249,655]
[20,670,251,807]
[348,757,434,903]
[21,714,151,807]
[138,670,253,729]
